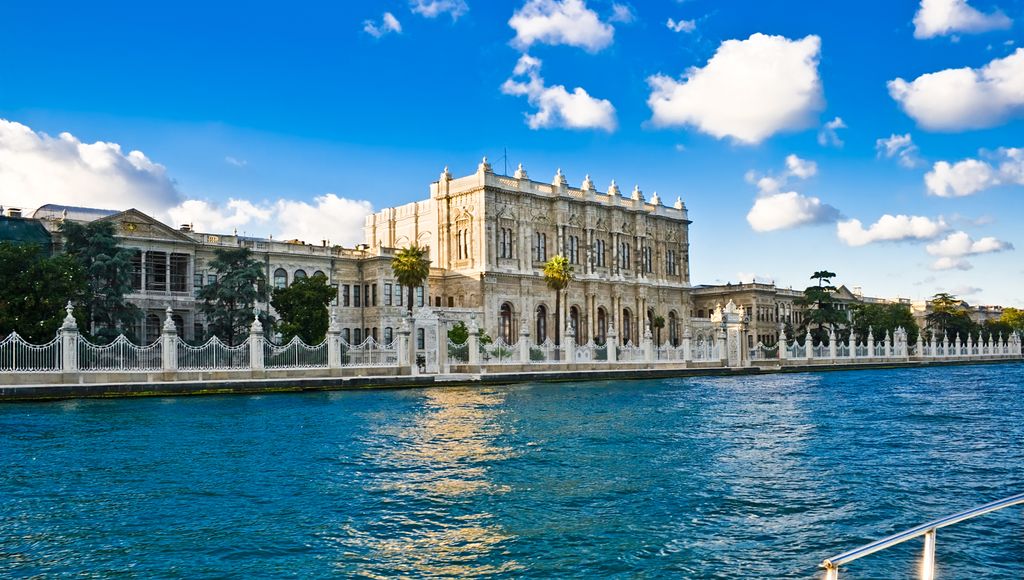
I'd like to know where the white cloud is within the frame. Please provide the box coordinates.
[225,156,247,167]
[817,116,846,147]
[501,54,617,131]
[926,230,1014,256]
[837,214,948,247]
[609,3,635,24]
[913,0,1012,39]
[875,133,923,168]
[746,192,839,232]
[737,272,774,284]
[666,18,695,33]
[364,12,402,38]
[509,0,614,53]
[931,257,974,270]
[923,148,1024,197]
[0,118,375,247]
[888,49,1024,131]
[784,154,817,179]
[647,33,824,144]
[410,0,468,20]
[0,118,182,216]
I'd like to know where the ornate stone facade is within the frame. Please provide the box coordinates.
[365,159,694,346]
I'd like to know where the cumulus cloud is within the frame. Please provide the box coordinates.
[926,230,1014,269]
[924,147,1023,197]
[168,195,373,246]
[509,0,614,53]
[837,214,948,247]
[647,33,824,144]
[745,154,838,232]
[931,257,974,270]
[666,18,695,33]
[364,12,402,38]
[913,0,1012,39]
[609,3,635,24]
[410,0,468,20]
[501,54,617,131]
[817,116,846,147]
[875,133,923,168]
[0,118,182,216]
[0,118,375,246]
[737,272,774,284]
[888,49,1024,131]
[225,156,247,167]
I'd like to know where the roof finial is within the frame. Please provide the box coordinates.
[553,168,567,188]
[581,174,594,192]
[477,156,492,174]
[514,163,528,180]
[631,184,644,201]
[441,165,452,181]
[608,180,620,196]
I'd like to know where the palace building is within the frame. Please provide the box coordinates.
[4,156,951,348]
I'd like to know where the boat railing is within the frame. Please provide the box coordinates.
[821,492,1024,579]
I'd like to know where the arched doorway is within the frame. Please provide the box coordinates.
[622,308,633,345]
[597,307,607,344]
[535,304,548,344]
[569,305,582,345]
[500,302,514,343]
[669,311,679,346]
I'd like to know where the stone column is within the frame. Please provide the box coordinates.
[642,323,654,363]
[778,324,788,361]
[607,322,618,363]
[249,308,265,370]
[327,307,342,369]
[805,329,813,362]
[161,306,178,371]
[564,320,576,363]
[397,317,412,374]
[867,328,875,359]
[850,332,859,360]
[468,315,481,366]
[519,317,531,363]
[59,302,79,372]
[954,333,962,357]
[438,318,450,374]
[916,332,924,359]
[682,326,692,363]
[718,326,729,365]
[828,327,837,360]
[883,330,892,358]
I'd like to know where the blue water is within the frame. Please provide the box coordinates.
[2,365,1023,579]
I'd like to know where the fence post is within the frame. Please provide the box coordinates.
[1015,332,1022,356]
[327,308,342,369]
[954,333,962,357]
[884,330,892,358]
[607,322,618,363]
[467,315,481,366]
[161,306,178,372]
[916,331,924,359]
[59,301,79,372]
[564,321,577,364]
[828,327,837,360]
[718,326,729,364]
[681,326,692,363]
[519,317,530,363]
[778,325,788,361]
[397,317,412,374]
[805,329,813,362]
[642,323,654,364]
[867,327,875,359]
[438,318,450,374]
[250,308,265,370]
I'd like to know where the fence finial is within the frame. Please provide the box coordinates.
[61,301,78,331]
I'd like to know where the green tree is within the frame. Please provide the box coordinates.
[391,244,431,316]
[796,270,846,342]
[543,255,574,347]
[0,242,88,342]
[198,248,272,346]
[270,272,334,344]
[925,293,978,340]
[59,220,140,343]
[851,303,920,345]
[998,308,1024,334]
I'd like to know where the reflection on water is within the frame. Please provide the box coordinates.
[331,388,521,578]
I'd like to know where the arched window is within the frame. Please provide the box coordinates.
[569,305,582,345]
[622,308,633,345]
[597,307,607,344]
[384,327,393,344]
[313,270,326,279]
[535,305,547,344]
[669,311,679,346]
[342,328,351,343]
[145,313,161,344]
[698,308,706,319]
[353,328,362,344]
[372,328,378,341]
[171,314,185,338]
[294,269,307,281]
[273,268,287,289]
[500,302,514,343]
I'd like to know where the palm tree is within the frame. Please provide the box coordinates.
[542,255,574,347]
[391,244,431,316]
[653,314,665,346]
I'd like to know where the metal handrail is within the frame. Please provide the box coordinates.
[821,492,1024,579]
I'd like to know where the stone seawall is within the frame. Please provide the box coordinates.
[2,358,1020,402]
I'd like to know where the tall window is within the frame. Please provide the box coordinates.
[498,227,514,259]
[569,306,581,345]
[597,307,607,343]
[342,284,350,307]
[456,228,470,260]
[619,242,631,270]
[416,328,425,350]
[274,268,288,289]
[641,245,652,274]
[500,303,514,343]
[313,270,325,279]
[595,239,606,267]
[146,251,168,291]
[568,235,579,265]
[353,328,362,343]
[364,285,369,307]
[535,305,548,343]
[394,284,402,306]
[666,250,677,276]
[535,232,547,262]
[384,327,393,344]
[130,250,143,291]
[353,285,361,308]
[416,286,425,307]
[193,273,203,297]
[294,269,307,281]
[622,309,633,344]
[342,328,351,343]
[372,284,377,307]
[384,283,392,306]
[144,314,161,344]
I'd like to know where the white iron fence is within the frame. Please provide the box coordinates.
[0,332,61,372]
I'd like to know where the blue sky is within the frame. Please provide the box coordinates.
[1,0,1022,305]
